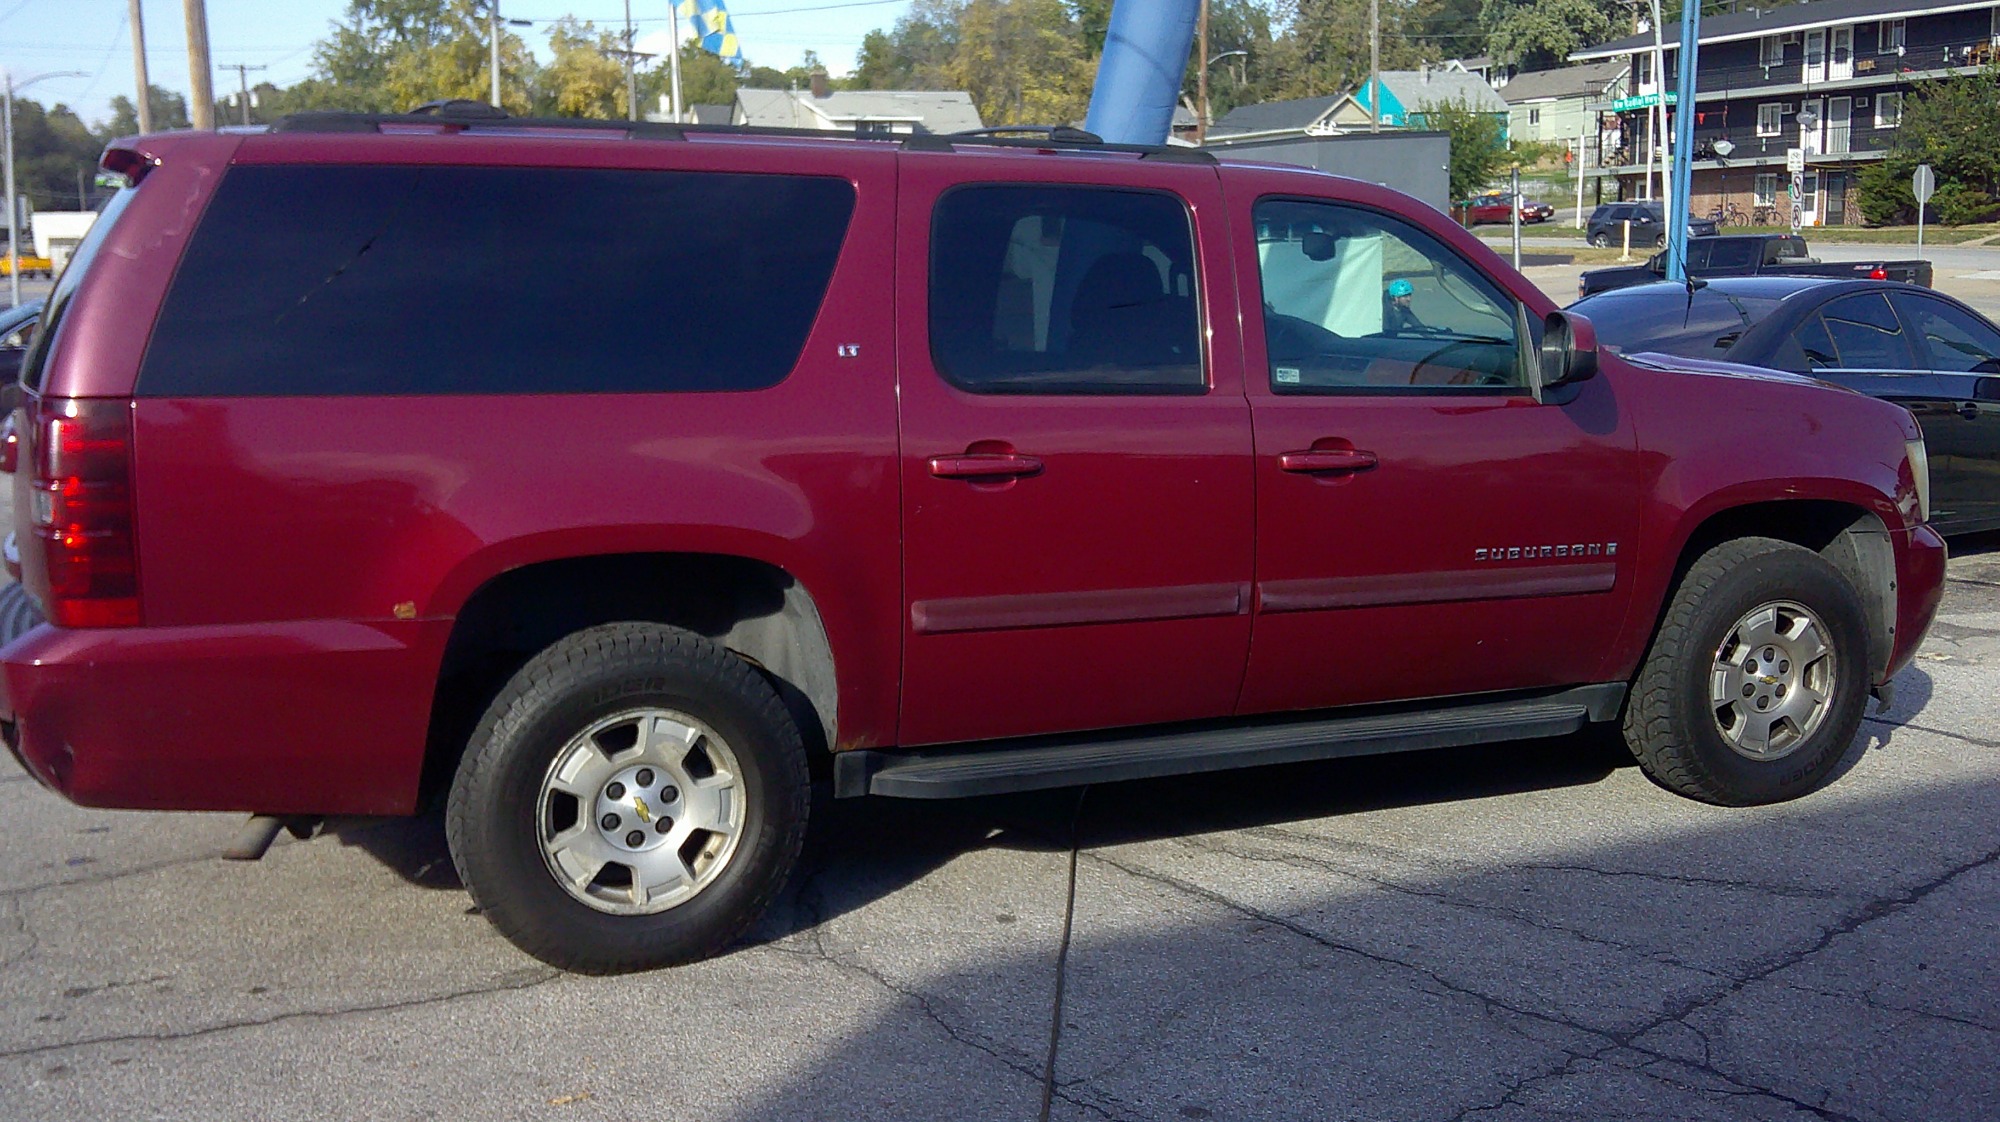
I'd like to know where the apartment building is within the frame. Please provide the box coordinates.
[1571,0,1999,225]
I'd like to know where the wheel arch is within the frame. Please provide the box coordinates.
[422,551,840,806]
[1645,499,1897,683]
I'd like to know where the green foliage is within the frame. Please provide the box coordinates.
[1481,0,1625,71]
[6,100,107,211]
[1182,0,1275,120]
[104,87,192,136]
[1267,0,1419,99]
[849,0,963,90]
[1416,95,1510,201]
[1855,162,1914,226]
[1857,66,2000,225]
[539,18,627,119]
[944,0,1094,125]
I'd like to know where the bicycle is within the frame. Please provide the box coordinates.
[1707,201,1750,227]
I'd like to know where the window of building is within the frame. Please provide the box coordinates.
[1761,35,1786,66]
[928,185,1204,395]
[1527,107,1541,125]
[138,166,856,397]
[1754,173,1779,207]
[1757,103,1785,136]
[1878,18,1905,53]
[1252,198,1526,394]
[1875,91,1904,128]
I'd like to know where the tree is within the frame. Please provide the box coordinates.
[849,0,963,90]
[5,99,106,211]
[1182,0,1275,120]
[1481,0,1624,72]
[1267,0,1419,100]
[104,86,191,136]
[1857,67,2000,225]
[1416,95,1509,201]
[311,0,534,113]
[944,0,1093,125]
[540,18,626,118]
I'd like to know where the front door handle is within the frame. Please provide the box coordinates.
[1959,402,1981,420]
[928,452,1045,480]
[1279,448,1379,474]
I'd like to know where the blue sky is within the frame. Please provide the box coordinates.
[0,0,914,127]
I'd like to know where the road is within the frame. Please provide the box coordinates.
[2,543,1996,1121]
[2,233,1997,1122]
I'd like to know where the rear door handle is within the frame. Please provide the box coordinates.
[928,452,1045,480]
[1279,448,1379,474]
[1959,402,1981,420]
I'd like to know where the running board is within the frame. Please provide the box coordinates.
[834,684,1626,799]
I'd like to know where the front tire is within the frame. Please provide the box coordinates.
[447,623,809,973]
[1623,538,1870,806]
[1588,231,1610,248]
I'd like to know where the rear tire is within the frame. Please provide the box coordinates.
[1623,538,1870,806]
[447,623,809,973]
[1588,231,1610,248]
[0,581,44,647]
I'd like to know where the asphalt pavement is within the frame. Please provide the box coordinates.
[2,233,1997,1122]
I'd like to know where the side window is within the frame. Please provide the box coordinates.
[1684,240,1715,270]
[1253,198,1525,393]
[1890,293,2000,373]
[928,185,1203,395]
[1819,292,1915,370]
[1781,313,1840,371]
[139,167,856,396]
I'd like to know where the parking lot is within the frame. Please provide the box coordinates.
[2,257,1997,1121]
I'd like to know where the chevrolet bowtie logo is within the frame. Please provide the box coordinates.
[632,796,653,824]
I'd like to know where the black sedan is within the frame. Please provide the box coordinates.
[1570,277,2000,535]
[0,298,44,386]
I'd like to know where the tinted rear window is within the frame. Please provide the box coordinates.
[138,165,856,396]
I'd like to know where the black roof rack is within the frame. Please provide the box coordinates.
[270,105,1217,163]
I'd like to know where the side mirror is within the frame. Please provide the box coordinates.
[1541,310,1599,388]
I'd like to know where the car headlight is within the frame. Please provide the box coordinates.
[1907,437,1930,523]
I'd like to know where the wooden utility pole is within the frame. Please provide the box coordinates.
[1369,0,1380,133]
[221,63,265,126]
[128,0,152,132]
[183,0,213,129]
[1196,0,1209,142]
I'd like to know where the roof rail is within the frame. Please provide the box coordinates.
[903,126,1217,164]
[268,107,1217,163]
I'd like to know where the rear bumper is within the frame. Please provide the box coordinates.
[0,617,449,815]
[1883,522,1947,684]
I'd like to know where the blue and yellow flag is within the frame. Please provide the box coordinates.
[676,0,744,65]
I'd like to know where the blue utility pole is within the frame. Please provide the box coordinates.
[1665,0,1702,281]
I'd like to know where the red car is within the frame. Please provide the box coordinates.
[1464,191,1554,225]
[1,111,1945,973]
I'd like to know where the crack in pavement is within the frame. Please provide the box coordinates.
[751,861,1131,1122]
[1247,824,1856,903]
[0,894,39,971]
[1862,715,2000,751]
[1780,978,2000,1036]
[1168,834,1732,980]
[1087,840,2000,1122]
[0,968,562,1061]
[0,851,235,901]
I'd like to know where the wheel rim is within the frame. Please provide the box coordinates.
[536,708,747,915]
[1708,600,1836,762]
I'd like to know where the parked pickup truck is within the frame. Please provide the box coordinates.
[0,111,1946,975]
[1577,234,1934,298]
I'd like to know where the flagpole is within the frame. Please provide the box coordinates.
[669,10,684,122]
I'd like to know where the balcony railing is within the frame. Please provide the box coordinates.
[1646,32,2000,100]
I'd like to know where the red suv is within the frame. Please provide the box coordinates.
[0,112,1945,973]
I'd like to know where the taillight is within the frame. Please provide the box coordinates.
[1869,267,1888,280]
[29,398,139,627]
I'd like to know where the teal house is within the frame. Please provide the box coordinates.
[1332,69,1512,137]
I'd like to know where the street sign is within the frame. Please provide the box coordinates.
[1913,164,1936,204]
[1790,171,1805,232]
[1610,92,1678,112]
[1786,148,1805,174]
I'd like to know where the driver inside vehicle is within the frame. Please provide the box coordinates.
[1384,277,1427,335]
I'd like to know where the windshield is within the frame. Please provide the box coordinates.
[1576,287,1786,358]
[18,186,137,393]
